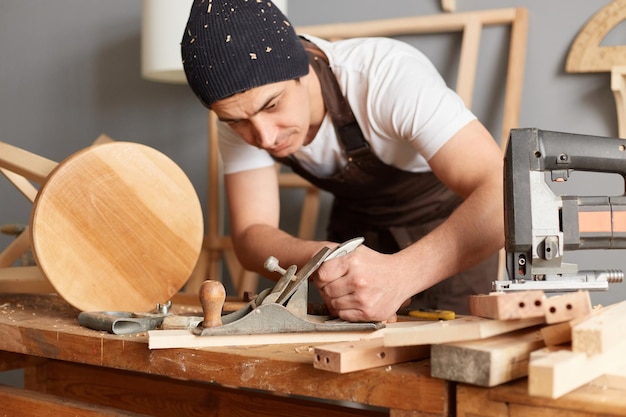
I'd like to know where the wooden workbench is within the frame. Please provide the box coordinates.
[2,294,626,417]
[0,294,449,416]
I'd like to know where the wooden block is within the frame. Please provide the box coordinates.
[384,315,545,348]
[430,327,544,387]
[313,337,430,374]
[543,291,591,324]
[528,336,626,399]
[540,304,604,346]
[572,299,626,355]
[469,291,546,320]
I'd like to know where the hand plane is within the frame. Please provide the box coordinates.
[194,237,385,336]
[496,128,625,292]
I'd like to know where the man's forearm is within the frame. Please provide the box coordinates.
[397,178,504,294]
[231,224,332,279]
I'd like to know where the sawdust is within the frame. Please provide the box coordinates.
[294,345,314,353]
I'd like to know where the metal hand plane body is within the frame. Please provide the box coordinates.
[194,237,385,336]
[497,128,625,292]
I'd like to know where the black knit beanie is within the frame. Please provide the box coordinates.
[181,0,310,108]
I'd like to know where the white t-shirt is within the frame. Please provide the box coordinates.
[218,35,476,177]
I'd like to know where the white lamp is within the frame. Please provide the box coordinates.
[141,0,289,84]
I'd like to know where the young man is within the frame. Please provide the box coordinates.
[181,0,504,319]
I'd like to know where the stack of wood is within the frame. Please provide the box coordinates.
[314,290,626,399]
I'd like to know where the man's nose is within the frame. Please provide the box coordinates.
[251,117,276,149]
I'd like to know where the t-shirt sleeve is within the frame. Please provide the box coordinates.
[368,41,476,161]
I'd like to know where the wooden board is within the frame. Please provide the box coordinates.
[540,305,602,346]
[30,142,204,312]
[313,338,430,374]
[384,315,545,347]
[543,291,592,324]
[528,337,626,399]
[430,326,544,387]
[0,384,150,417]
[572,299,626,355]
[149,321,431,349]
[529,301,626,399]
[469,291,546,320]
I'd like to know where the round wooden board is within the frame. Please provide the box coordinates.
[30,142,204,312]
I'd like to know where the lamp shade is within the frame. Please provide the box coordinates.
[141,0,288,84]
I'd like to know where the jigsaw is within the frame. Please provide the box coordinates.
[495,128,625,292]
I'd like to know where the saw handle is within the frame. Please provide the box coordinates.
[199,280,225,328]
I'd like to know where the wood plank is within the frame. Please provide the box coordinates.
[313,337,430,374]
[0,383,152,417]
[528,336,626,399]
[297,8,520,39]
[572,299,626,355]
[384,315,544,348]
[490,377,626,417]
[540,304,605,346]
[543,291,592,324]
[469,291,546,320]
[613,66,626,138]
[0,351,45,371]
[0,294,448,415]
[430,327,544,387]
[456,384,509,417]
[34,360,386,417]
[149,321,428,349]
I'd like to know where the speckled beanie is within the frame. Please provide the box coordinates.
[181,0,309,108]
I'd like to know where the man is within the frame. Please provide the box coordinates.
[181,0,504,320]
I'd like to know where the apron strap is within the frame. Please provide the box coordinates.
[300,38,368,154]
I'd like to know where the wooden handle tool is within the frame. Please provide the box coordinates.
[199,280,226,328]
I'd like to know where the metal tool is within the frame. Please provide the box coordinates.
[495,128,626,293]
[194,237,385,336]
[78,301,171,335]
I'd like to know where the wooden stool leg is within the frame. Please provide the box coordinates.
[0,142,57,184]
[0,228,31,267]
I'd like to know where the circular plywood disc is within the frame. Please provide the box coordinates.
[30,142,204,312]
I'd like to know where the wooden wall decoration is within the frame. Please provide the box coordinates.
[566,0,626,137]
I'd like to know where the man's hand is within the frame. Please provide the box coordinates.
[313,245,408,322]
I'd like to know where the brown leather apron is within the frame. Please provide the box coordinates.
[275,39,497,314]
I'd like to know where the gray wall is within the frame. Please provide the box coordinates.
[1,0,625,311]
